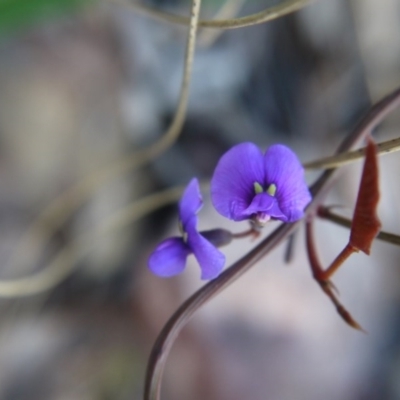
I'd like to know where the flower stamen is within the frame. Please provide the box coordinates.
[211,143,311,224]
[267,183,277,196]
[254,182,263,194]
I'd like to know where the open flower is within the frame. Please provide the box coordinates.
[211,142,311,225]
[148,178,226,280]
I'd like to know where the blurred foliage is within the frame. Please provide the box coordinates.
[0,0,94,35]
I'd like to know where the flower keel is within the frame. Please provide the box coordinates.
[211,142,311,224]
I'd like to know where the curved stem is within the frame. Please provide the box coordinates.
[144,221,298,400]
[305,220,363,330]
[0,185,186,297]
[6,0,201,287]
[143,85,400,400]
[113,0,313,30]
[308,87,400,201]
[198,0,246,46]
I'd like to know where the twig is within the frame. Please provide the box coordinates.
[198,0,246,47]
[318,206,400,246]
[305,219,363,330]
[0,185,188,297]
[112,0,313,29]
[304,136,400,169]
[5,0,201,288]
[284,232,297,263]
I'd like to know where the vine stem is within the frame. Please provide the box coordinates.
[198,0,246,47]
[112,0,313,30]
[304,136,400,170]
[0,185,186,297]
[318,206,400,246]
[143,86,400,400]
[4,0,201,292]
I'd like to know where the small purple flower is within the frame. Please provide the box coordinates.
[148,178,226,280]
[211,142,311,225]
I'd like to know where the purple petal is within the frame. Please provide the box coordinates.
[179,178,203,226]
[148,237,190,277]
[263,145,311,222]
[211,143,265,221]
[241,193,287,221]
[186,219,225,280]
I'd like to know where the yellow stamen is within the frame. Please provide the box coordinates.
[254,182,263,194]
[267,183,277,196]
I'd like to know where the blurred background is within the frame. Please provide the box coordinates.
[0,0,400,399]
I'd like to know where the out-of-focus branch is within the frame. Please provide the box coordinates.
[198,0,246,47]
[0,185,190,298]
[304,136,400,169]
[318,206,400,246]
[5,0,201,288]
[112,0,313,29]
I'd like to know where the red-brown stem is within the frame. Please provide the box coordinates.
[319,244,357,281]
[305,220,324,280]
[305,220,362,330]
[306,216,356,281]
[318,206,400,247]
[232,227,258,239]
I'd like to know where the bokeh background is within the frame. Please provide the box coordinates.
[0,0,400,399]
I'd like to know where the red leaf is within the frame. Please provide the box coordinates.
[349,136,381,254]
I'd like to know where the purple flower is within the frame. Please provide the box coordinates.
[148,178,226,280]
[211,142,311,225]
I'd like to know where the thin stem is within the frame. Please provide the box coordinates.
[231,227,257,239]
[304,136,400,169]
[305,219,324,280]
[318,206,400,246]
[305,220,362,330]
[284,232,297,263]
[144,221,299,400]
[144,87,400,400]
[0,185,187,297]
[308,87,400,202]
[320,244,356,280]
[198,0,246,47]
[6,0,201,286]
[112,0,313,29]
